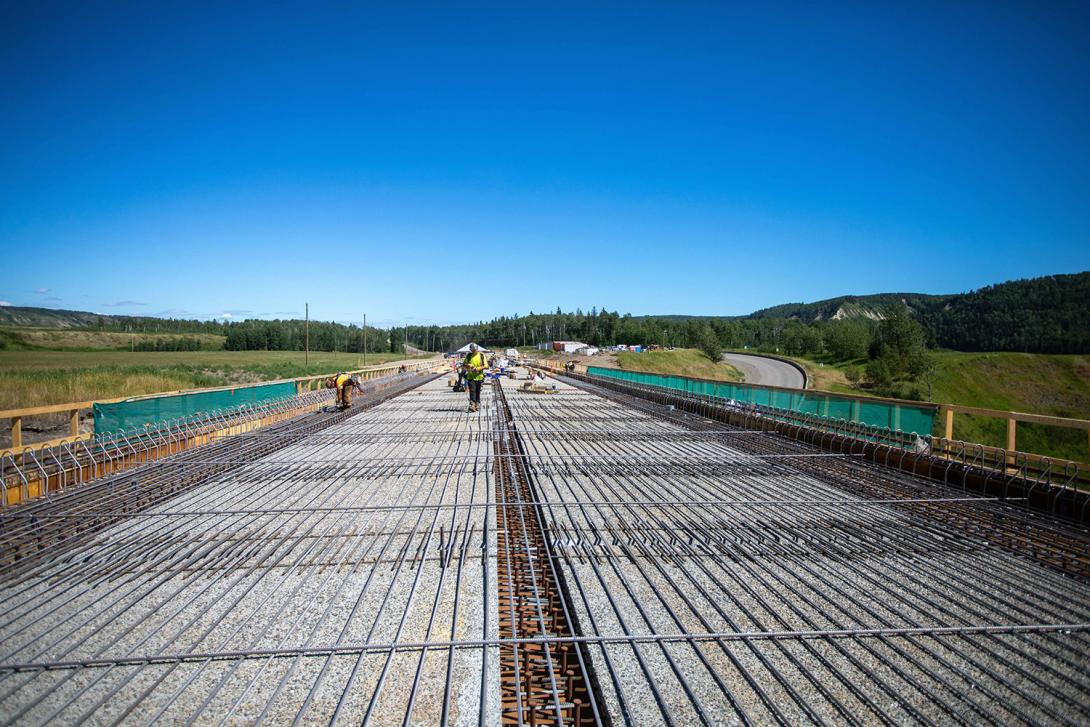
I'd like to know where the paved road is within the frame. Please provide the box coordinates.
[722,351,806,389]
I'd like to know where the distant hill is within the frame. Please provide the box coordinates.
[638,294,952,324]
[0,306,228,334]
[747,293,949,322]
[0,307,386,354]
[920,272,1090,353]
[637,272,1089,354]
[744,272,1089,352]
[0,305,223,331]
[0,306,113,328]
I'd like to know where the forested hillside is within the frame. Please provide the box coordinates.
[921,273,1090,353]
[749,293,946,321]
[745,272,1089,353]
[0,307,228,334]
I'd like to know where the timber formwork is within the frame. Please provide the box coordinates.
[1,373,1089,725]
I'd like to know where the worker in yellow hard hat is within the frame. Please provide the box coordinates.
[463,344,488,412]
[326,372,364,410]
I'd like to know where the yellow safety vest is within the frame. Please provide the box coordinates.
[465,353,487,381]
[335,373,351,388]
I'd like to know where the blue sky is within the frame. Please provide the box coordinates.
[1,1,1088,326]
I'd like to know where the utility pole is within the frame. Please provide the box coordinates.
[305,303,309,367]
[363,313,367,368]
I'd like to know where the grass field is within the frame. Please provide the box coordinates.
[0,350,430,410]
[0,327,225,351]
[516,346,557,357]
[615,348,744,382]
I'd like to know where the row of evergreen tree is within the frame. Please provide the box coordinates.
[223,320,398,353]
[406,272,1089,355]
[80,272,1088,356]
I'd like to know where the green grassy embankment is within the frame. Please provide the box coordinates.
[614,348,744,382]
[0,350,430,410]
[517,346,557,357]
[775,351,1090,462]
[927,352,1090,461]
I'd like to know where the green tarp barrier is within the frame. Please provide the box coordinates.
[93,381,298,436]
[586,367,936,436]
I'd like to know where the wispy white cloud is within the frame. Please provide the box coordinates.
[34,287,50,294]
[0,300,11,307]
[103,300,146,307]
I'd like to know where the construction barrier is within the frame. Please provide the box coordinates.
[0,357,444,454]
[586,366,937,436]
[2,369,440,508]
[93,381,298,436]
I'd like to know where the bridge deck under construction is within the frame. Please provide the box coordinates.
[1,373,1089,725]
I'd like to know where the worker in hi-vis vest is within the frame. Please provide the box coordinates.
[463,344,488,412]
[326,372,364,410]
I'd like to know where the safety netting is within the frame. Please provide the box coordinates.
[93,381,298,436]
[586,367,937,436]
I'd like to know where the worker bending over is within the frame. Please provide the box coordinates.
[326,372,364,410]
[463,343,487,412]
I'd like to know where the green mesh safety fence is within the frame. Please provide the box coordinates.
[586,367,936,435]
[93,381,298,436]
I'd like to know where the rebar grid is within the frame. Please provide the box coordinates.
[0,373,439,576]
[569,376,1090,579]
[0,373,1087,725]
[0,380,499,725]
[505,378,1090,726]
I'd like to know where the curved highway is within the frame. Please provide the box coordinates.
[722,352,806,389]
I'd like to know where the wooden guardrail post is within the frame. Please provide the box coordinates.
[944,408,954,440]
[70,409,80,438]
[11,416,21,450]
[1006,416,1017,465]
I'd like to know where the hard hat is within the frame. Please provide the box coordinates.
[469,343,478,351]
